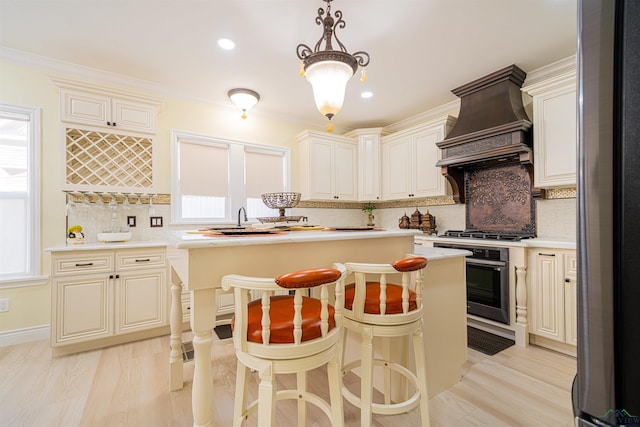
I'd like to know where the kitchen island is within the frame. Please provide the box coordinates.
[167,229,468,427]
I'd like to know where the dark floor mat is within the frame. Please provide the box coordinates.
[467,326,515,356]
[214,324,233,340]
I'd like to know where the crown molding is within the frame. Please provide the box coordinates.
[383,99,461,134]
[522,55,577,88]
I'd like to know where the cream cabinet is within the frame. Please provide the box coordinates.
[522,69,577,188]
[381,116,455,200]
[50,246,168,351]
[345,128,384,201]
[297,130,358,201]
[529,249,577,347]
[51,77,162,135]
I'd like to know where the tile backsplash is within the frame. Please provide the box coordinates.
[65,197,577,244]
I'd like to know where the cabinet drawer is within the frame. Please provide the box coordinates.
[52,253,114,275]
[116,249,166,270]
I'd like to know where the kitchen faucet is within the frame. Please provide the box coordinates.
[237,207,248,227]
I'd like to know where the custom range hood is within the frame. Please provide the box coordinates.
[437,65,542,238]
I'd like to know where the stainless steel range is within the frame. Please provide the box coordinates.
[434,241,510,324]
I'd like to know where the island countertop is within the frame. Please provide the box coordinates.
[171,228,422,249]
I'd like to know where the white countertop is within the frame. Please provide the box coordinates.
[415,234,576,250]
[46,240,168,252]
[411,246,472,260]
[172,229,421,249]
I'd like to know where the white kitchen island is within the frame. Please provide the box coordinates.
[167,229,468,427]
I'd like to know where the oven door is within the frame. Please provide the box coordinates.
[466,258,510,324]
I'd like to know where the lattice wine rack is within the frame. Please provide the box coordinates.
[64,128,154,192]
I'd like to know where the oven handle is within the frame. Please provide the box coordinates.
[466,258,507,268]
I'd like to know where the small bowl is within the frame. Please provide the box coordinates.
[97,232,132,242]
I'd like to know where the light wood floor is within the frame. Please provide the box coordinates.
[0,333,576,427]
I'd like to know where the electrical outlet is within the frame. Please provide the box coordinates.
[0,298,9,313]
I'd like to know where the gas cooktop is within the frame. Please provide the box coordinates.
[440,230,535,241]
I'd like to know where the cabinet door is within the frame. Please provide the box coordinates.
[334,141,357,201]
[307,138,335,200]
[52,274,112,345]
[112,98,157,134]
[413,127,448,197]
[358,133,381,201]
[532,251,565,342]
[61,89,110,129]
[564,252,578,346]
[115,268,167,334]
[382,136,412,200]
[534,88,577,188]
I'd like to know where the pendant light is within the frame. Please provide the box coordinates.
[296,0,370,132]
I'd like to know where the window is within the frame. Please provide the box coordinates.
[171,130,290,224]
[0,104,42,287]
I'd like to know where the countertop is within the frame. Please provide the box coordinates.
[415,234,576,250]
[411,246,472,260]
[46,240,168,252]
[171,228,422,249]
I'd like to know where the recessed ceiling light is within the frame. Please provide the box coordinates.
[218,38,235,50]
[361,91,373,99]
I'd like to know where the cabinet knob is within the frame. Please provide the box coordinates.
[565,278,570,283]
[106,121,111,126]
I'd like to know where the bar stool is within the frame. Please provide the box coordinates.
[221,266,346,427]
[335,257,430,427]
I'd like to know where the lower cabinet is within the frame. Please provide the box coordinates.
[50,247,168,351]
[529,249,577,348]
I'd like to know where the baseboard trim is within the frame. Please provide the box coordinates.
[0,324,50,347]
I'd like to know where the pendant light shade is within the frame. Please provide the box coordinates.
[228,88,260,119]
[304,60,354,119]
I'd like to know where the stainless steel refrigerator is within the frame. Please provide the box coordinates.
[575,0,640,425]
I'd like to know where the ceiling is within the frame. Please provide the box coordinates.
[0,0,577,130]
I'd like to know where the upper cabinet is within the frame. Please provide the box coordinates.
[51,78,163,192]
[345,128,384,201]
[51,77,163,135]
[297,130,358,201]
[381,116,455,201]
[522,63,577,188]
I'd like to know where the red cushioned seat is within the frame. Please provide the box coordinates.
[244,295,336,344]
[344,282,417,314]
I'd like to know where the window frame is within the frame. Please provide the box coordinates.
[0,103,45,288]
[170,130,291,225]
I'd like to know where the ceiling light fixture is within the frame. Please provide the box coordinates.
[218,38,235,50]
[227,88,260,119]
[296,0,370,132]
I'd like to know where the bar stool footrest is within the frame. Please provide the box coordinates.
[341,359,421,415]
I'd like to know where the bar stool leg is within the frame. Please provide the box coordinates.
[413,328,430,427]
[382,338,392,405]
[297,371,307,426]
[257,364,277,427]
[327,352,345,427]
[360,327,374,427]
[233,362,249,427]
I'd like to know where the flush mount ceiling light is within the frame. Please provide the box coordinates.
[296,0,370,132]
[227,88,260,119]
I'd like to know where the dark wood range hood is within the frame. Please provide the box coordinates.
[437,65,543,236]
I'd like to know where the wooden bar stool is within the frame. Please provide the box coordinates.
[334,257,430,427]
[221,266,346,427]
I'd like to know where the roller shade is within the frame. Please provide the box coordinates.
[245,150,284,198]
[179,141,228,197]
